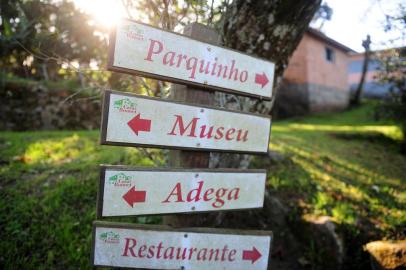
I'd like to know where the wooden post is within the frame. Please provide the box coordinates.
[165,23,220,227]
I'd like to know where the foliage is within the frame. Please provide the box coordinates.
[311,1,333,30]
[376,4,406,153]
[0,103,405,269]
[259,102,405,267]
[0,0,106,83]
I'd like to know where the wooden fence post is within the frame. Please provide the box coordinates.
[164,23,220,227]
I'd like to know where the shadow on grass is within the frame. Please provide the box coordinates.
[0,131,164,269]
[330,132,401,149]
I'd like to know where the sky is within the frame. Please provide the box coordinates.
[319,0,405,52]
[72,0,405,53]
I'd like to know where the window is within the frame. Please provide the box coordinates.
[325,47,335,62]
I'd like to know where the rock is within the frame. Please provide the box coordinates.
[268,150,286,163]
[300,215,345,270]
[364,240,406,270]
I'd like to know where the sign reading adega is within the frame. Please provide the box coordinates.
[92,221,272,270]
[100,90,271,154]
[97,166,266,217]
[109,19,275,100]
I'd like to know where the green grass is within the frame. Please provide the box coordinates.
[0,102,405,269]
[264,104,405,232]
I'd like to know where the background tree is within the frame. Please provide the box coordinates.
[350,34,371,107]
[0,0,106,85]
[310,1,333,30]
[376,4,406,154]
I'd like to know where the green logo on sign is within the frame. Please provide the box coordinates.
[100,231,120,244]
[114,98,136,113]
[109,172,132,187]
[122,24,144,41]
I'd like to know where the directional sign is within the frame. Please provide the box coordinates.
[97,166,266,217]
[108,19,275,100]
[100,90,271,154]
[92,221,272,270]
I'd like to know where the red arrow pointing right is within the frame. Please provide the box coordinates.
[242,246,262,264]
[255,72,269,88]
[122,186,147,207]
[127,113,151,135]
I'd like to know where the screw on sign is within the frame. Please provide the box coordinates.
[97,166,266,217]
[100,90,272,154]
[92,221,272,270]
[108,19,275,100]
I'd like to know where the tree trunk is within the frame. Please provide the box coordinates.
[351,35,371,107]
[164,0,321,223]
[164,1,322,268]
[210,0,321,169]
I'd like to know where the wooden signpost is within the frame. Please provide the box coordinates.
[92,221,272,270]
[93,19,276,270]
[100,90,271,154]
[108,19,275,100]
[97,166,266,217]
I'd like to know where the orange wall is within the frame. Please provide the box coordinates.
[284,33,350,90]
[283,36,308,84]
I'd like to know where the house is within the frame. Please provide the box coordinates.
[348,49,403,98]
[276,28,355,117]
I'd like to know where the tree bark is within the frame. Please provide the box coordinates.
[164,2,322,268]
[210,0,321,168]
[351,35,371,106]
[164,0,321,222]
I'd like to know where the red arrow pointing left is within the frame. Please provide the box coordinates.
[127,113,151,135]
[122,186,147,207]
[242,246,262,264]
[255,72,269,88]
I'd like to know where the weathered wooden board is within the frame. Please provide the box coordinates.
[92,221,272,270]
[97,166,266,217]
[100,90,271,154]
[108,19,275,100]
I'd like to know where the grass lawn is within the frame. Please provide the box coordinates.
[0,102,405,269]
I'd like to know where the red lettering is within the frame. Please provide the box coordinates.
[163,51,176,66]
[228,60,239,80]
[121,240,238,262]
[229,249,237,261]
[122,238,137,257]
[236,129,249,142]
[221,245,229,261]
[162,183,184,203]
[228,188,240,201]
[203,188,214,201]
[167,115,199,137]
[144,44,250,85]
[186,57,198,79]
[199,60,210,74]
[144,39,163,61]
[188,248,197,260]
[176,247,187,260]
[208,249,220,261]
[214,127,224,140]
[187,181,203,202]
[138,244,147,258]
[200,125,214,139]
[211,57,218,76]
[157,242,164,259]
[197,248,207,261]
[164,247,174,259]
[147,245,155,258]
[239,70,248,82]
[225,128,236,140]
[213,188,227,208]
